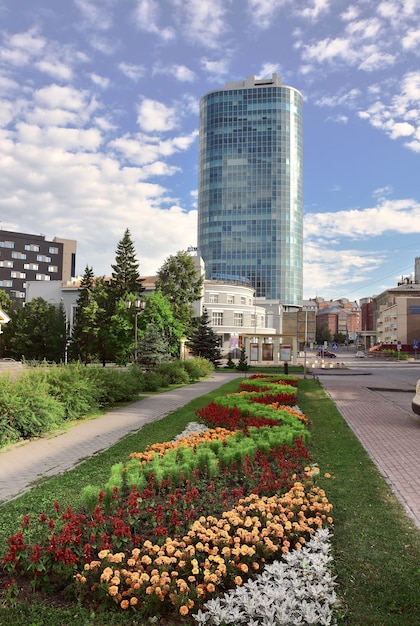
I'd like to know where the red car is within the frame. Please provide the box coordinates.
[317,349,337,358]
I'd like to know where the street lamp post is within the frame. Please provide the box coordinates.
[125,298,146,363]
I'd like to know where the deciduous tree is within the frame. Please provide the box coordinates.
[155,250,203,336]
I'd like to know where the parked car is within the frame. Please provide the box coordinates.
[355,351,365,358]
[316,349,337,358]
[412,380,420,417]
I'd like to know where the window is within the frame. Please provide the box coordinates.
[48,266,58,273]
[24,263,39,270]
[234,312,243,326]
[49,247,59,255]
[227,294,234,304]
[0,280,12,287]
[212,311,223,326]
[0,260,13,268]
[37,255,51,263]
[240,297,246,305]
[0,241,14,248]
[35,274,51,281]
[209,292,219,303]
[11,252,26,260]
[25,244,40,252]
[11,271,26,279]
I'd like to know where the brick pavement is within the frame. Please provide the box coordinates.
[319,373,420,529]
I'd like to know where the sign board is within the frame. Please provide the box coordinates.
[250,343,258,361]
[280,345,291,361]
[332,342,338,350]
[413,339,419,350]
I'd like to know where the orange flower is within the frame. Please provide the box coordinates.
[179,605,189,616]
[120,600,129,609]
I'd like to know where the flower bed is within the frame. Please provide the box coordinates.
[1,373,336,623]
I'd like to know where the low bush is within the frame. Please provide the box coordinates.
[156,361,191,385]
[142,370,167,392]
[0,373,65,444]
[84,367,143,405]
[183,357,214,379]
[0,360,215,449]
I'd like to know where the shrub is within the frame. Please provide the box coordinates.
[142,371,166,392]
[184,356,214,378]
[44,364,102,420]
[0,373,65,442]
[156,361,191,385]
[84,367,142,404]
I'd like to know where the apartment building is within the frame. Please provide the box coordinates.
[0,229,76,305]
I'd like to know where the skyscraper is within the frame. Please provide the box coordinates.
[197,74,303,308]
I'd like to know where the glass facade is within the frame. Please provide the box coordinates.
[198,74,303,306]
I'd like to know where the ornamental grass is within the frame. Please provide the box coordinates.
[1,374,333,622]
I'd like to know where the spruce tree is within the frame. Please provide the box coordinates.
[110,228,143,300]
[188,308,221,366]
[69,265,99,364]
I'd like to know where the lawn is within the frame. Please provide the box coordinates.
[0,376,419,625]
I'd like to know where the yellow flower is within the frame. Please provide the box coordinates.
[98,549,110,559]
[234,576,243,586]
[108,585,119,597]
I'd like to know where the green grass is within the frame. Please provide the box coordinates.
[1,377,419,625]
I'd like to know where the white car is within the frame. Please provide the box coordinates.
[355,351,365,358]
[412,380,420,417]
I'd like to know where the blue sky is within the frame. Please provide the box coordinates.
[0,0,419,302]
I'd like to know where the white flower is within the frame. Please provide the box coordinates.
[193,528,339,626]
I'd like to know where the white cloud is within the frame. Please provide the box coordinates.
[109,130,198,166]
[303,245,384,297]
[402,29,420,52]
[153,63,196,82]
[35,59,73,81]
[341,5,361,22]
[305,198,420,240]
[136,98,178,133]
[74,0,115,31]
[200,58,229,77]
[246,0,290,29]
[358,49,395,72]
[132,0,175,41]
[256,63,282,79]
[358,71,420,149]
[90,73,110,88]
[171,0,230,48]
[298,0,330,22]
[118,62,145,81]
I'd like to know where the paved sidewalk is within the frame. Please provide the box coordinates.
[319,371,420,529]
[0,372,241,504]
